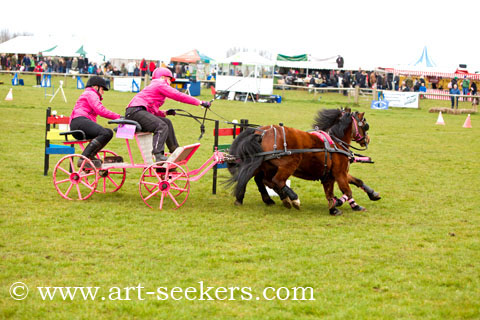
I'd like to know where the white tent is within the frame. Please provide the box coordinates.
[219,51,275,66]
[216,51,275,96]
[41,36,107,64]
[0,36,56,54]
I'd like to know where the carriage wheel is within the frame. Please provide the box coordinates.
[53,154,98,200]
[92,149,126,193]
[139,161,190,210]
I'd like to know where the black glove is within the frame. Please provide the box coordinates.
[200,101,211,108]
[166,109,176,116]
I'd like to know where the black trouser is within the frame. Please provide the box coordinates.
[125,107,179,156]
[70,116,114,147]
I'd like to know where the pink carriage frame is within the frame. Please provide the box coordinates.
[52,126,227,210]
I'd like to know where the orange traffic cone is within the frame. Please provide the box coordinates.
[463,114,472,128]
[436,111,445,125]
[4,88,13,101]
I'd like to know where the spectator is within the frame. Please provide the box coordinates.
[127,61,135,76]
[22,55,31,71]
[419,81,427,98]
[451,76,458,87]
[394,74,400,91]
[405,77,413,90]
[34,63,43,86]
[461,76,470,97]
[0,54,6,70]
[369,72,376,88]
[149,60,156,76]
[401,81,410,92]
[72,57,78,72]
[354,68,363,87]
[78,57,85,74]
[133,65,140,76]
[342,71,350,96]
[336,55,344,68]
[470,81,478,106]
[450,84,460,109]
[120,63,127,76]
[376,73,384,90]
[308,74,316,92]
[175,63,183,78]
[413,80,421,92]
[66,58,72,74]
[386,73,393,90]
[140,58,148,76]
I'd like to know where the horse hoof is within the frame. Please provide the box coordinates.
[234,200,243,206]
[282,198,292,209]
[329,208,342,216]
[352,205,366,212]
[264,199,276,206]
[292,199,301,210]
[368,192,381,201]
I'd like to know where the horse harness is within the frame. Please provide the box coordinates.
[241,120,372,179]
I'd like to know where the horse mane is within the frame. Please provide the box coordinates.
[312,108,353,137]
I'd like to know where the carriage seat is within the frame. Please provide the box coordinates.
[59,130,90,145]
[109,119,143,132]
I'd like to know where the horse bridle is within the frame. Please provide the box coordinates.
[351,112,369,145]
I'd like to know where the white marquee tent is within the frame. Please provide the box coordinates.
[0,36,56,55]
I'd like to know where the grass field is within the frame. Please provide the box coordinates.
[0,73,479,319]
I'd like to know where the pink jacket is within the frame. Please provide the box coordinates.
[127,79,201,117]
[70,87,121,123]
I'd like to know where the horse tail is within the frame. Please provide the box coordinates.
[227,128,264,198]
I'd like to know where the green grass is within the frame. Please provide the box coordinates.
[0,74,479,319]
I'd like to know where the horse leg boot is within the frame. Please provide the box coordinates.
[361,183,381,201]
[277,187,292,209]
[78,138,103,168]
[281,185,301,210]
[347,174,381,201]
[271,167,299,209]
[323,179,342,216]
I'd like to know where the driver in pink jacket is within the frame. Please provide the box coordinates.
[70,76,121,167]
[125,67,211,162]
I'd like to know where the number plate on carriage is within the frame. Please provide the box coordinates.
[116,124,136,139]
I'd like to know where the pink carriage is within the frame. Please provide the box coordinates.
[52,119,228,209]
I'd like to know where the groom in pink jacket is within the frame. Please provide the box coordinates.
[70,76,121,167]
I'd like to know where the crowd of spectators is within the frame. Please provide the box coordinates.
[280,68,479,98]
[281,68,406,92]
[0,53,178,79]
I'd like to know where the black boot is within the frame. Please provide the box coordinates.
[154,152,168,162]
[78,139,103,168]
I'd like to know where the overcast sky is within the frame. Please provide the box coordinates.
[2,0,479,69]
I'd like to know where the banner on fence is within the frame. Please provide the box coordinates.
[382,91,419,108]
[114,77,142,92]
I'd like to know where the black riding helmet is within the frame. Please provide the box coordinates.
[86,76,109,91]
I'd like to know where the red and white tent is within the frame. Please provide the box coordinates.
[383,67,480,81]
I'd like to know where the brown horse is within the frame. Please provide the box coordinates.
[227,108,380,215]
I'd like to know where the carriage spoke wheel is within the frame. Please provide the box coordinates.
[53,154,99,200]
[90,149,126,193]
[139,161,190,210]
